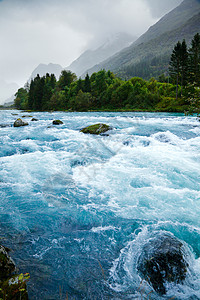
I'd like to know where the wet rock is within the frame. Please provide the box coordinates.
[14,118,28,127]
[22,115,32,118]
[31,118,39,121]
[52,119,63,125]
[80,123,112,135]
[137,233,188,295]
[0,245,16,280]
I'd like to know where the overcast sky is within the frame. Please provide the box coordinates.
[0,0,182,103]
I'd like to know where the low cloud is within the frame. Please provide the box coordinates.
[0,0,182,103]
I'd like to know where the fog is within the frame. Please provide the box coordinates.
[0,0,182,104]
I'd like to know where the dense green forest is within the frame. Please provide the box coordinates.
[14,33,200,114]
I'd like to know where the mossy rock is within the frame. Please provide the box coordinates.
[0,245,29,299]
[13,119,28,127]
[80,123,111,135]
[0,273,29,300]
[52,120,63,125]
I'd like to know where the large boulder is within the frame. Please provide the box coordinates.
[137,233,188,295]
[80,123,111,135]
[14,118,28,127]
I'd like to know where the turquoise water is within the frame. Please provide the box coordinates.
[1,110,200,299]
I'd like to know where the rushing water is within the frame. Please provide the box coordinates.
[1,110,200,299]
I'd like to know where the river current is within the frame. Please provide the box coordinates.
[1,110,200,299]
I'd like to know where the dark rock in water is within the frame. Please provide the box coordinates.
[137,233,188,295]
[22,115,33,118]
[14,118,28,127]
[31,118,39,121]
[0,245,29,299]
[52,119,63,125]
[80,123,112,135]
[0,245,16,280]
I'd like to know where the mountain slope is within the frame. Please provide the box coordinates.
[85,0,200,79]
[67,33,135,77]
[134,0,200,46]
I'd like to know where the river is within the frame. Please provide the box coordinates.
[1,110,200,299]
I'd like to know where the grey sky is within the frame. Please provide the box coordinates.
[0,0,182,103]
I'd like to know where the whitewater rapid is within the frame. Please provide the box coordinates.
[1,110,200,299]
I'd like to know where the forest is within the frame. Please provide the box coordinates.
[14,33,200,114]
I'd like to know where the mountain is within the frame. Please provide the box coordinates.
[67,32,135,77]
[29,63,63,81]
[85,0,200,79]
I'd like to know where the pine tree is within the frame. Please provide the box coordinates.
[33,76,45,111]
[180,40,188,96]
[169,41,182,99]
[188,33,200,86]
[84,73,91,93]
[169,40,188,98]
[28,79,35,110]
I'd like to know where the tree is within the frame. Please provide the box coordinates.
[111,80,134,108]
[14,88,28,109]
[84,73,91,93]
[33,76,45,110]
[76,78,83,94]
[169,40,188,99]
[180,40,188,93]
[188,33,200,86]
[69,90,93,111]
[57,70,77,90]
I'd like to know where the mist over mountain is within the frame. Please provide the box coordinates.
[0,79,18,105]
[84,0,200,79]
[26,33,135,84]
[29,63,63,82]
[67,32,135,77]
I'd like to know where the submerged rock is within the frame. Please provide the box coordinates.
[31,118,39,121]
[14,118,28,127]
[0,124,11,128]
[80,123,111,135]
[137,233,188,295]
[0,245,29,299]
[52,119,63,125]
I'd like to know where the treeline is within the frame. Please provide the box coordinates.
[14,33,200,113]
[15,70,182,112]
[168,33,200,115]
[169,33,200,97]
